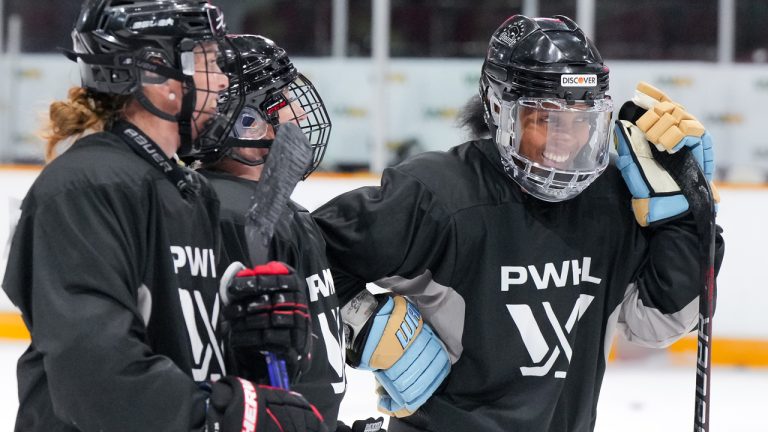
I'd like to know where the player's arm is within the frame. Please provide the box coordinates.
[613,82,725,347]
[341,291,450,417]
[4,189,325,432]
[3,188,216,430]
[313,165,458,308]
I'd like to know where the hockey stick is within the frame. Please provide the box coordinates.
[244,122,312,390]
[220,122,313,389]
[243,123,312,266]
[651,145,716,432]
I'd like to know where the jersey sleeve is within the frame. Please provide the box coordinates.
[312,166,457,305]
[2,185,208,431]
[617,214,725,348]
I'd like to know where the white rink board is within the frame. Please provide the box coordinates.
[0,169,766,340]
[3,56,768,180]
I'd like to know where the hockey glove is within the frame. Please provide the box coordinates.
[341,291,450,418]
[205,376,327,432]
[336,417,387,432]
[614,81,719,226]
[220,261,311,385]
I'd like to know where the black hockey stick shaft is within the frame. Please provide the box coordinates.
[652,146,716,432]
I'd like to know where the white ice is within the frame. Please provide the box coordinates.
[1,340,766,431]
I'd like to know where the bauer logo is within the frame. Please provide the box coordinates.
[561,74,597,87]
[131,18,174,30]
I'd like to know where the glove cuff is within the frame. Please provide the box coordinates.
[341,291,387,368]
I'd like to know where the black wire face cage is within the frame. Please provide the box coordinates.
[267,74,331,178]
[224,72,331,178]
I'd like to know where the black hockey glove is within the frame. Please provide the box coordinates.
[220,261,312,385]
[336,417,387,432]
[205,376,327,432]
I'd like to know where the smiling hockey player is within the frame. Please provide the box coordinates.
[312,14,724,432]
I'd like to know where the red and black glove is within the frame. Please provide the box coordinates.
[220,261,311,384]
[205,376,327,432]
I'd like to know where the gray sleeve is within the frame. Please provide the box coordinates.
[374,272,465,364]
[617,282,698,348]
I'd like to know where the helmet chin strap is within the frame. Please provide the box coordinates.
[227,149,267,167]
[131,82,196,156]
[175,77,196,156]
[130,43,198,156]
[219,136,273,166]
[175,39,198,156]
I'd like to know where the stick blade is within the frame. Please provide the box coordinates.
[245,123,313,264]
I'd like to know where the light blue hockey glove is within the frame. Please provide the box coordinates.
[341,292,450,417]
[614,82,719,226]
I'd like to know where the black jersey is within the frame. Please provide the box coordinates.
[313,139,724,432]
[200,170,346,431]
[2,131,223,431]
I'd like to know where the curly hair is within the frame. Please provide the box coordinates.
[42,87,130,162]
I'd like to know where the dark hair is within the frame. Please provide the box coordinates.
[457,94,490,140]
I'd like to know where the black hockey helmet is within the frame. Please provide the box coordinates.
[66,0,241,156]
[481,15,613,202]
[481,15,609,104]
[196,34,331,179]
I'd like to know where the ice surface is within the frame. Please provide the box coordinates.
[1,341,765,431]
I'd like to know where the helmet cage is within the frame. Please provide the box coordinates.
[225,73,331,178]
[273,75,331,178]
[490,92,613,202]
[185,36,244,157]
[479,14,612,201]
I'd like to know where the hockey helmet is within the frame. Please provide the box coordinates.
[481,15,613,202]
[201,34,331,179]
[67,0,241,156]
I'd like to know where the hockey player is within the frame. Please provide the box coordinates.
[312,14,724,432]
[188,34,354,431]
[1,1,325,431]
[190,34,418,432]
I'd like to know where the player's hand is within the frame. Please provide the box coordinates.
[613,81,719,226]
[205,376,327,432]
[219,261,311,384]
[342,292,450,418]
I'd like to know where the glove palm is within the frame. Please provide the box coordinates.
[614,82,719,226]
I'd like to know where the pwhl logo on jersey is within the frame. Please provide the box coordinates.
[179,287,226,382]
[306,269,347,394]
[502,257,602,378]
[171,245,224,381]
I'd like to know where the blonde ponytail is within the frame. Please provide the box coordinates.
[43,87,129,162]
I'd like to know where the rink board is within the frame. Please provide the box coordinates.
[1,168,767,366]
